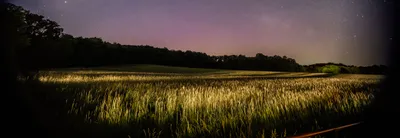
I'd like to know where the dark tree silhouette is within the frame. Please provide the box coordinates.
[304,63,387,75]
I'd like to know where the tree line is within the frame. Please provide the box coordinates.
[3,2,387,77]
[304,63,388,74]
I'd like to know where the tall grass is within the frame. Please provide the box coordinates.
[37,69,382,138]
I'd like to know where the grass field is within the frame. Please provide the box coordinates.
[33,65,383,138]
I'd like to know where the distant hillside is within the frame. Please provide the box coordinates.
[304,62,388,75]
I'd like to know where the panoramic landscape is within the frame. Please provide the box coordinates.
[3,0,393,138]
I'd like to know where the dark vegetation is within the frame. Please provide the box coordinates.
[304,63,388,75]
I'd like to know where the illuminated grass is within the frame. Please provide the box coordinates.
[37,66,382,137]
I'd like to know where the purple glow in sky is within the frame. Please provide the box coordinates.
[11,0,390,66]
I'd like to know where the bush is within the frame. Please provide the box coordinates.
[321,65,340,74]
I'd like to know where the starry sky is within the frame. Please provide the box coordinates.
[11,0,391,66]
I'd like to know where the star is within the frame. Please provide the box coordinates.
[280,6,284,8]
[353,35,357,38]
[64,1,68,4]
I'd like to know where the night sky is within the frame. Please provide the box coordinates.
[11,0,391,66]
